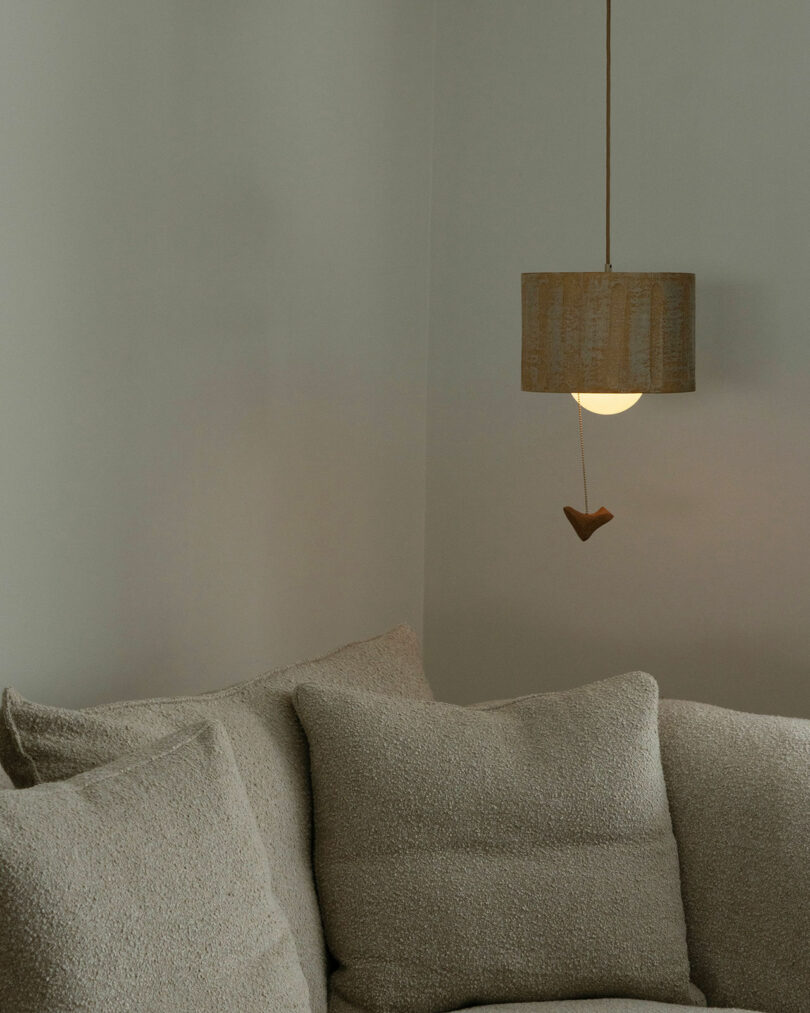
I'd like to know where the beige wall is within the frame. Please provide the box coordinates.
[424,0,810,717]
[2,2,807,718]
[0,1,434,706]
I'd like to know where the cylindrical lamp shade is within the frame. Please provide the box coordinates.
[521,272,695,393]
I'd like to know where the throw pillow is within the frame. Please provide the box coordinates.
[0,721,309,1013]
[0,624,432,1013]
[659,699,810,1013]
[294,673,695,1013]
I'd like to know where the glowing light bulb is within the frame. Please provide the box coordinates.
[571,392,643,415]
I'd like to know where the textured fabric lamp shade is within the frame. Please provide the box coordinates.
[521,271,695,394]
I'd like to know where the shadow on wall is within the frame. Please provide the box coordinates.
[427,600,808,720]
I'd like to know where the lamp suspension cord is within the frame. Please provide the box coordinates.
[572,2,610,516]
[573,0,608,516]
[605,0,611,272]
[577,394,589,514]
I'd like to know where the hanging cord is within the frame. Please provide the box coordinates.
[605,0,611,272]
[570,2,608,521]
[577,394,589,514]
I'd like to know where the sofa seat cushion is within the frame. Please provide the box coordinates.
[450,1002,759,1012]
[297,673,695,1013]
[659,699,809,1013]
[0,625,433,1013]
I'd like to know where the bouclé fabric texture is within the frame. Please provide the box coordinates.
[659,699,810,1013]
[294,672,695,1013]
[0,721,310,1013]
[448,1002,752,1012]
[0,625,433,1013]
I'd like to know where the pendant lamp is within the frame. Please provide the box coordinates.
[521,0,695,541]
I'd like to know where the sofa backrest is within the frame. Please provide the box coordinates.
[658,698,809,1013]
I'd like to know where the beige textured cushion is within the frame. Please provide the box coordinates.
[659,699,810,1013]
[452,1002,753,1012]
[295,672,695,1013]
[0,764,11,790]
[0,721,309,1013]
[0,625,432,1013]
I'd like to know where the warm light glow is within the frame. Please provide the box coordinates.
[571,392,643,415]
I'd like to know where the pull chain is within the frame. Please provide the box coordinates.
[566,394,612,541]
[577,394,589,514]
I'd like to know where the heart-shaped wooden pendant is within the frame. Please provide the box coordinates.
[563,505,614,541]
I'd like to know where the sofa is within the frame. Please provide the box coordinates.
[0,625,806,1013]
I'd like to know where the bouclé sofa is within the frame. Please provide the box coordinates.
[0,626,806,1013]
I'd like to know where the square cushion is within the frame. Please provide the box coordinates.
[0,721,309,1013]
[294,672,695,1013]
[659,699,810,1013]
[0,625,433,1013]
